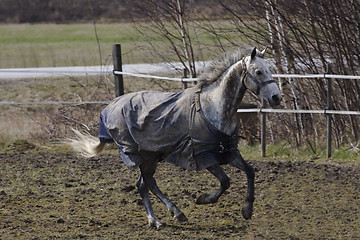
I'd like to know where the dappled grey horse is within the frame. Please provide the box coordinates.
[68,48,282,228]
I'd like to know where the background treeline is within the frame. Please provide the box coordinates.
[0,0,301,23]
[0,0,132,23]
[0,0,232,23]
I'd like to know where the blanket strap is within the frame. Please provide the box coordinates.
[195,85,202,112]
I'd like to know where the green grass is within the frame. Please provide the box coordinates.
[0,23,147,67]
[0,21,257,68]
[239,141,359,164]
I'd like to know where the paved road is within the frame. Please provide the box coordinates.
[0,62,207,80]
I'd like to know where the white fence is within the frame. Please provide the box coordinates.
[1,67,359,115]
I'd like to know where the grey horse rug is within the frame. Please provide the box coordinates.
[98,88,239,171]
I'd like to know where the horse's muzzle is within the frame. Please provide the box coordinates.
[269,93,282,107]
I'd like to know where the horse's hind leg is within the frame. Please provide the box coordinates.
[230,151,255,220]
[136,175,165,229]
[137,175,167,228]
[196,163,230,204]
[139,159,188,224]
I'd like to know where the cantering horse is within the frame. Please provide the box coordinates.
[68,47,282,228]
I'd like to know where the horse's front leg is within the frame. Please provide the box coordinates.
[230,151,255,220]
[196,163,230,204]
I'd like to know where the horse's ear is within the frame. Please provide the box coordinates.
[251,47,257,60]
[259,46,268,58]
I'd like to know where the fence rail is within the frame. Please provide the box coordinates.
[2,71,360,106]
[272,73,360,80]
[113,71,198,82]
[0,101,111,105]
[236,108,360,115]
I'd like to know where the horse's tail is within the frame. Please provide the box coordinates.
[66,128,106,158]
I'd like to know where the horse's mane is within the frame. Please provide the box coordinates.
[198,49,245,88]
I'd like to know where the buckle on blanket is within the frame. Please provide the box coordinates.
[219,142,226,154]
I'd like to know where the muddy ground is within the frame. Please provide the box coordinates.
[0,152,359,239]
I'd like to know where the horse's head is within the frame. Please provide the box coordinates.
[243,47,282,107]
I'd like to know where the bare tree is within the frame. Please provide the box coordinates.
[132,0,199,78]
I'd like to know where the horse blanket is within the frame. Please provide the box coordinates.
[98,88,239,171]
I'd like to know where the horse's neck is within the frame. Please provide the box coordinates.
[199,61,247,135]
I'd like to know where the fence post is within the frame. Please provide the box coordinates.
[326,65,332,158]
[182,68,188,90]
[112,44,124,97]
[261,98,266,157]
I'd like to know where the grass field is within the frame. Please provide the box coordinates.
[0,23,149,68]
[0,22,241,68]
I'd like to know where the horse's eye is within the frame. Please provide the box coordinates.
[255,70,262,75]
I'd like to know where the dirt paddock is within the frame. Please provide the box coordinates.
[1,152,359,239]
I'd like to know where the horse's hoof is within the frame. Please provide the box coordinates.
[149,219,166,229]
[196,194,208,204]
[196,194,217,204]
[175,212,188,223]
[242,205,253,220]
